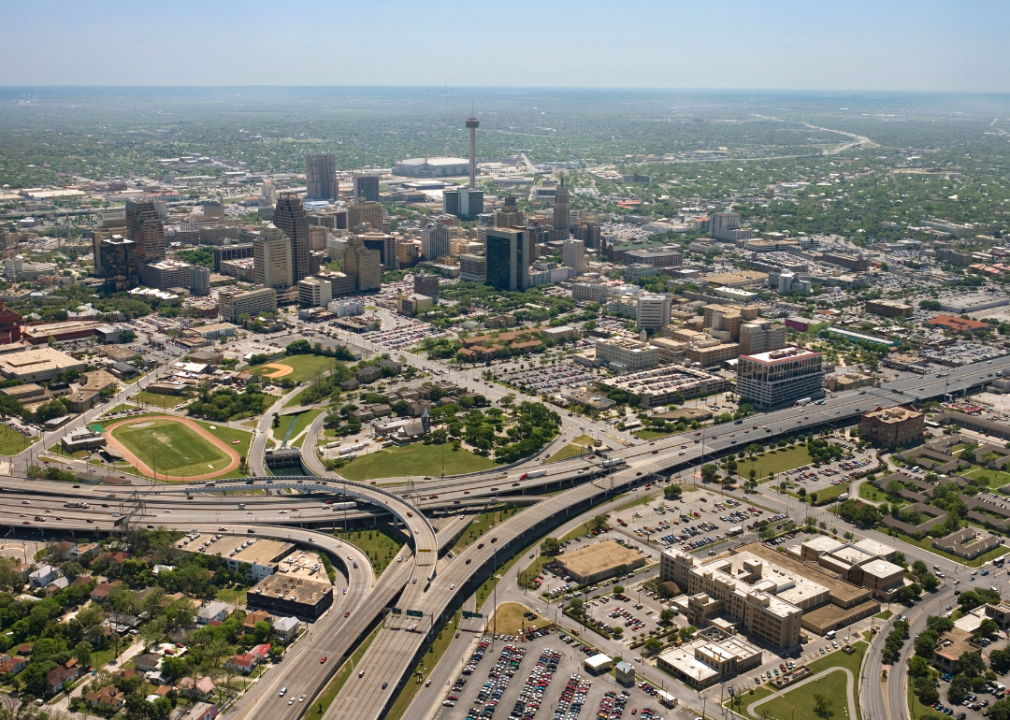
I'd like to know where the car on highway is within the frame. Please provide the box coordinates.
[344,612,350,618]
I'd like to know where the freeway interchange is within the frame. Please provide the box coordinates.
[3,353,1009,720]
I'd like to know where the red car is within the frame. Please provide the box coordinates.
[320,657,327,664]
[344,612,350,618]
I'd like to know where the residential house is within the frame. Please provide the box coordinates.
[86,685,125,710]
[133,654,161,673]
[70,543,100,562]
[177,702,218,720]
[45,577,70,596]
[273,616,301,644]
[197,602,229,625]
[47,663,78,694]
[0,656,27,676]
[90,580,122,602]
[224,654,257,675]
[178,676,216,701]
[242,610,273,630]
[29,565,58,588]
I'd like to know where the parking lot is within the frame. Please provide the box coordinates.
[430,628,671,720]
[779,440,876,497]
[363,319,451,350]
[500,360,595,394]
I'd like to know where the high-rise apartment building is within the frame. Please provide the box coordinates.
[421,223,451,261]
[252,223,293,289]
[485,227,529,292]
[306,153,338,200]
[344,235,381,292]
[738,321,787,355]
[273,194,310,284]
[125,200,166,262]
[190,266,210,296]
[709,211,752,242]
[414,273,439,303]
[347,201,384,232]
[562,238,587,275]
[636,293,672,331]
[736,346,824,410]
[353,174,380,202]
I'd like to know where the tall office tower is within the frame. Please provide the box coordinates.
[125,200,166,262]
[354,174,380,202]
[485,227,530,292]
[344,235,381,292]
[261,180,276,204]
[574,219,602,250]
[202,200,225,221]
[308,225,328,251]
[495,194,524,228]
[443,187,484,221]
[466,116,479,189]
[636,293,673,331]
[252,223,293,289]
[738,321,787,355]
[414,272,439,304]
[98,236,139,290]
[562,238,587,275]
[360,231,398,270]
[306,153,338,200]
[736,346,824,411]
[190,266,211,296]
[273,194,310,284]
[421,223,451,261]
[552,182,570,239]
[347,201,384,231]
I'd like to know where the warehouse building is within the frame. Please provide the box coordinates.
[555,540,646,584]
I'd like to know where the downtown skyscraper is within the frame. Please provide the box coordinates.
[273,194,310,284]
[306,153,338,200]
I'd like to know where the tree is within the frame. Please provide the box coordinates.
[949,673,972,704]
[813,693,834,720]
[915,629,939,657]
[540,537,561,556]
[959,651,986,678]
[663,485,683,500]
[660,609,674,624]
[589,515,608,532]
[701,464,719,483]
[74,640,92,669]
[990,649,1010,674]
[990,700,1010,720]
[568,599,584,619]
[644,638,663,654]
[978,618,999,638]
[759,525,776,541]
[161,655,186,680]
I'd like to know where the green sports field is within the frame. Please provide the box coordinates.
[110,419,234,479]
[246,354,335,384]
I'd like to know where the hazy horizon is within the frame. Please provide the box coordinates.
[3,0,1009,92]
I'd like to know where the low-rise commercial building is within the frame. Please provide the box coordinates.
[860,406,924,449]
[865,299,913,318]
[555,541,646,584]
[594,338,659,372]
[656,628,762,689]
[218,288,277,323]
[0,347,87,381]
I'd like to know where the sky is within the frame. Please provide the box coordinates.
[3,0,1010,92]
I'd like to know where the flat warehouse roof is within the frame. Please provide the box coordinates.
[558,540,644,578]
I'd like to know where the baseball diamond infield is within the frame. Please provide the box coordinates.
[258,363,295,378]
[104,416,241,481]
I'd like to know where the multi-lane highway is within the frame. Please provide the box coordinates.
[4,351,1007,720]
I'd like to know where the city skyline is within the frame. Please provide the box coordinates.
[2,0,1009,92]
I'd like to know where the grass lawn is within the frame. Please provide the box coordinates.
[875,609,894,620]
[215,586,248,605]
[613,495,656,513]
[805,641,867,677]
[452,507,522,554]
[811,482,850,505]
[887,528,1010,567]
[133,391,188,409]
[963,466,1010,489]
[546,442,592,464]
[0,425,34,455]
[289,409,324,448]
[111,418,233,478]
[246,354,335,384]
[338,443,498,481]
[633,429,675,440]
[108,403,136,414]
[489,602,540,634]
[518,555,552,589]
[335,528,407,577]
[739,446,813,482]
[572,434,594,445]
[755,668,851,720]
[726,685,776,718]
[858,482,889,503]
[386,611,462,720]
[304,624,381,720]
